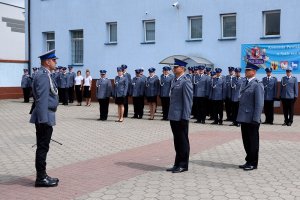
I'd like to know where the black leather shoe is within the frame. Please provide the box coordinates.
[211,121,218,125]
[194,120,201,123]
[238,163,248,169]
[218,121,223,125]
[166,166,178,172]
[243,165,257,171]
[172,167,188,173]
[282,123,288,126]
[131,116,138,119]
[35,176,59,187]
[201,121,205,124]
[287,122,292,126]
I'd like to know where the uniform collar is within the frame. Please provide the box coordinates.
[247,77,256,82]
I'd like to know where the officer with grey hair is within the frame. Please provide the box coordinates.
[166,58,193,173]
[237,62,264,171]
[30,49,59,187]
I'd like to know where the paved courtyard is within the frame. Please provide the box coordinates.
[0,99,299,200]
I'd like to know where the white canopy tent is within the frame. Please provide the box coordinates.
[159,55,214,68]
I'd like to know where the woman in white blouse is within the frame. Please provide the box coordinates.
[74,70,83,106]
[83,69,93,106]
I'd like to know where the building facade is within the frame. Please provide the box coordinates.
[0,2,26,99]
[26,0,300,80]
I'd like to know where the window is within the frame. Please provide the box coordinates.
[45,32,55,51]
[107,22,117,43]
[221,14,236,39]
[263,10,280,36]
[71,30,84,65]
[189,16,202,40]
[143,20,155,42]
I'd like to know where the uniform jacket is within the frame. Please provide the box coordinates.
[186,73,193,81]
[168,75,193,121]
[145,75,160,97]
[21,74,32,88]
[30,66,59,126]
[209,76,226,100]
[236,78,264,124]
[262,76,278,101]
[131,76,145,97]
[67,71,76,87]
[96,78,113,99]
[124,72,131,95]
[225,75,234,99]
[231,76,243,102]
[59,73,70,88]
[160,74,174,97]
[280,76,298,99]
[193,74,210,97]
[114,76,128,97]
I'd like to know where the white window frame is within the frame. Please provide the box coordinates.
[188,16,203,40]
[220,14,236,39]
[71,30,84,65]
[263,10,281,37]
[107,22,117,43]
[143,20,155,42]
[45,32,55,51]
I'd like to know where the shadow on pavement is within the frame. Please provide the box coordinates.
[115,162,166,172]
[0,175,34,187]
[191,160,238,169]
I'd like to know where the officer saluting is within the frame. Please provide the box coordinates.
[96,70,113,121]
[166,58,193,173]
[262,68,277,125]
[280,67,298,126]
[237,62,264,171]
[30,50,59,187]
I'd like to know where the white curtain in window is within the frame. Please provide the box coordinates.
[191,17,202,39]
[146,22,155,41]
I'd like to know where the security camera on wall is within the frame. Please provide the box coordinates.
[172,2,179,8]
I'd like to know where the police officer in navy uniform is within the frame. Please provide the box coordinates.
[280,68,298,126]
[67,66,76,103]
[225,67,235,121]
[121,64,131,118]
[30,50,59,187]
[205,67,214,120]
[262,68,278,125]
[21,69,32,103]
[193,65,210,124]
[145,67,160,120]
[31,67,38,80]
[59,67,70,105]
[114,67,129,122]
[209,68,226,125]
[160,66,174,120]
[131,69,146,119]
[230,68,243,127]
[96,70,112,121]
[237,62,264,171]
[166,58,193,173]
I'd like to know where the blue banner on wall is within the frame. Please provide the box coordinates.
[241,43,300,74]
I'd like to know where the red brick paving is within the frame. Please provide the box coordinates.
[0,129,298,199]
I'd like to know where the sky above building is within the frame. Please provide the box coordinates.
[1,0,24,7]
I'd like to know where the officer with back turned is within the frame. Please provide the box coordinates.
[21,69,32,103]
[237,62,264,171]
[166,58,193,173]
[30,49,59,187]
